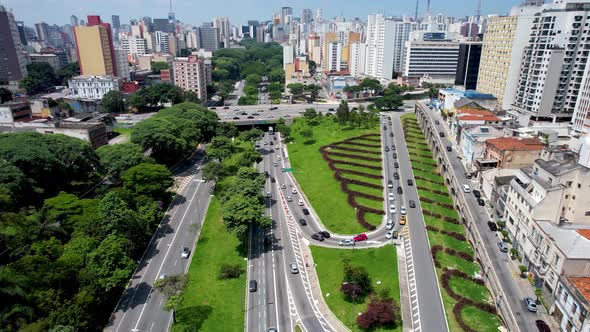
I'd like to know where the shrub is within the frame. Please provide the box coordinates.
[219,264,244,279]
[357,296,399,330]
[341,263,372,302]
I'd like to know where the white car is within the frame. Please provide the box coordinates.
[281,183,286,189]
[400,207,407,215]
[463,184,471,193]
[291,188,298,194]
[297,199,304,206]
[339,239,355,246]
[386,231,394,239]
[277,156,282,161]
[386,220,394,230]
[389,205,396,214]
[388,193,395,201]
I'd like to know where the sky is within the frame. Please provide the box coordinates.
[2,0,520,26]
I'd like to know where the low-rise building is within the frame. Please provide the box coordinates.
[439,88,498,112]
[552,276,590,332]
[0,101,32,124]
[0,119,108,148]
[68,75,122,100]
[28,53,62,70]
[484,137,545,169]
[459,125,504,170]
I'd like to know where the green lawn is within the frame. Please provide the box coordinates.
[311,246,401,332]
[335,163,383,176]
[449,277,490,303]
[415,179,448,193]
[460,305,503,332]
[413,170,445,184]
[172,198,246,332]
[356,196,386,211]
[340,173,383,186]
[328,154,383,168]
[365,212,384,226]
[347,183,383,198]
[420,202,460,219]
[424,216,464,233]
[289,118,381,234]
[427,232,474,256]
[113,126,133,136]
[421,191,455,206]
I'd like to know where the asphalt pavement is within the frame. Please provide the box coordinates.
[105,152,213,332]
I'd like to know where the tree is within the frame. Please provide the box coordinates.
[357,296,399,330]
[216,122,238,138]
[101,91,127,113]
[151,61,169,74]
[373,87,403,111]
[56,62,80,85]
[308,60,317,75]
[41,134,100,181]
[268,68,285,83]
[19,62,58,95]
[207,136,235,162]
[304,84,321,102]
[201,162,227,182]
[183,91,201,104]
[245,74,261,86]
[238,128,264,143]
[341,262,372,302]
[0,158,28,204]
[0,87,13,103]
[299,126,314,144]
[287,83,304,95]
[303,108,318,120]
[153,274,187,297]
[359,78,383,94]
[85,235,135,292]
[96,143,150,179]
[238,149,262,167]
[163,294,183,324]
[222,195,268,238]
[121,163,173,201]
[236,167,265,186]
[96,192,138,239]
[336,100,351,125]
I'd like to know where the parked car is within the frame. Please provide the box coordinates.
[311,233,324,241]
[247,116,254,119]
[394,162,399,168]
[400,206,407,215]
[320,231,331,238]
[388,180,394,188]
[394,172,399,180]
[249,280,258,292]
[388,193,395,201]
[386,231,394,239]
[487,221,498,231]
[462,184,471,193]
[297,199,304,206]
[477,198,485,206]
[339,239,355,246]
[473,190,481,198]
[386,220,394,230]
[353,233,368,242]
[298,218,307,226]
[302,208,310,215]
[389,205,396,214]
[465,172,473,179]
[269,106,278,110]
[223,106,230,109]
[233,116,240,120]
[266,192,271,198]
[446,146,452,152]
[273,162,278,167]
[497,241,508,253]
[290,262,299,274]
[435,120,440,125]
[409,200,416,208]
[407,179,413,186]
[439,132,445,137]
[524,297,538,313]
[397,186,403,194]
[383,126,387,130]
[535,320,551,332]
[158,273,167,280]
[180,247,190,259]
[389,132,394,137]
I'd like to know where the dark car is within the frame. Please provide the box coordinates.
[394,162,399,168]
[241,112,248,115]
[393,172,399,180]
[269,106,278,110]
[409,200,416,208]
[387,180,394,188]
[320,231,331,239]
[311,233,324,241]
[477,198,485,206]
[473,190,481,198]
[252,113,259,116]
[439,132,445,137]
[264,171,269,178]
[435,120,440,125]
[407,179,413,186]
[446,146,452,152]
[385,146,389,152]
[389,132,394,137]
[392,153,397,159]
[391,145,396,150]
[397,186,403,194]
[383,126,387,130]
[210,107,216,110]
[298,218,307,226]
[247,116,254,119]
[487,221,498,231]
[233,116,240,120]
[535,320,551,332]
[249,280,258,292]
[302,208,310,215]
[271,177,276,183]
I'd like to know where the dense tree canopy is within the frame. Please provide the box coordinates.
[19,62,58,95]
[101,91,127,113]
[121,163,173,201]
[96,143,151,179]
[151,61,169,74]
[128,83,185,111]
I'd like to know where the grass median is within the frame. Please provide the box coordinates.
[172,197,246,332]
[288,118,381,234]
[311,245,401,332]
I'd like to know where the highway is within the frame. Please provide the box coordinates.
[415,101,538,332]
[105,150,213,332]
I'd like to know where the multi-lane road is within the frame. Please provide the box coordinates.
[105,150,213,332]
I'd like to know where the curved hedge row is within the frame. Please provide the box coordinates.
[420,196,455,210]
[328,144,382,155]
[327,151,382,163]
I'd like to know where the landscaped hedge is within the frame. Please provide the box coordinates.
[328,151,382,163]
[425,225,466,241]
[420,196,454,210]
[335,171,383,189]
[337,168,382,180]
[416,185,447,196]
[431,245,474,269]
[408,151,436,160]
[329,144,382,155]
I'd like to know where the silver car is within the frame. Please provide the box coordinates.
[290,262,299,274]
[339,239,355,246]
[524,297,537,312]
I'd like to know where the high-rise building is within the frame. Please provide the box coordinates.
[349,42,366,77]
[326,41,342,72]
[15,21,27,46]
[173,56,211,101]
[153,18,173,33]
[0,5,27,84]
[403,31,459,81]
[364,14,395,79]
[301,9,313,24]
[477,7,537,110]
[155,31,169,53]
[168,33,179,56]
[213,17,231,48]
[70,15,79,27]
[455,41,482,90]
[114,48,130,80]
[512,0,590,120]
[74,16,116,76]
[390,18,419,74]
[35,22,50,42]
[111,15,120,30]
[197,23,219,51]
[281,7,293,26]
[120,35,148,61]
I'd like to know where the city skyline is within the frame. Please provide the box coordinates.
[3,0,519,26]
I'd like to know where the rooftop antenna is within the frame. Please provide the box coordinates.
[476,0,482,20]
[426,0,431,17]
[415,0,419,21]
[169,0,172,13]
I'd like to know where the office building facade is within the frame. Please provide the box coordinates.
[455,42,482,90]
[0,6,27,83]
[364,14,395,79]
[74,16,116,76]
[403,32,459,81]
[173,56,211,102]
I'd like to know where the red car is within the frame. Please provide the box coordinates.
[353,234,368,242]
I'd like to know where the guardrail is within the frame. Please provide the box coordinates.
[413,103,521,332]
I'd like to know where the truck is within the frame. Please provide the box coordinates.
[269,126,274,135]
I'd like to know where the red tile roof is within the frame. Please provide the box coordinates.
[578,229,590,241]
[459,115,502,122]
[486,137,545,151]
[569,277,590,303]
